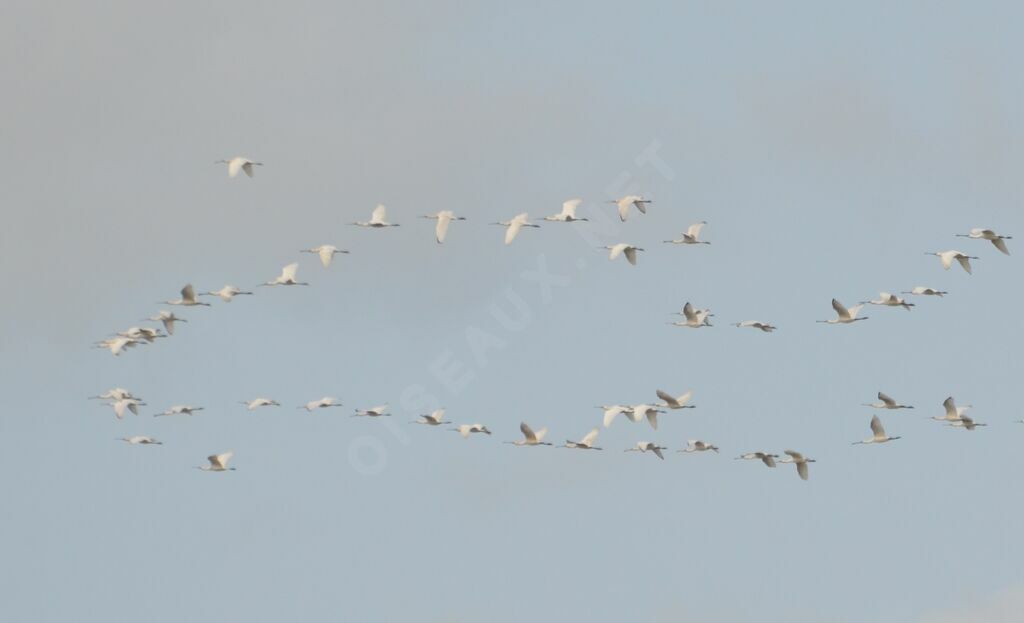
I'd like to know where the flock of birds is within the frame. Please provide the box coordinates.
[91,157,1015,479]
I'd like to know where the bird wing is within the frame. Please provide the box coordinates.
[939,252,954,270]
[228,158,243,178]
[993,238,1010,255]
[634,199,647,214]
[870,415,886,439]
[784,450,804,462]
[602,407,621,428]
[682,302,697,322]
[534,427,548,442]
[520,422,537,442]
[955,255,973,274]
[282,263,299,280]
[181,284,196,303]
[242,161,254,177]
[505,220,523,245]
[435,214,451,243]
[655,389,677,407]
[878,392,895,407]
[561,198,582,218]
[458,425,471,438]
[943,397,957,418]
[624,247,637,265]
[651,446,664,460]
[646,410,658,429]
[763,455,777,467]
[318,247,334,268]
[371,204,387,224]
[580,428,599,447]
[674,390,692,407]
[687,222,705,238]
[831,298,850,319]
[608,244,623,260]
[797,462,809,480]
[617,201,630,221]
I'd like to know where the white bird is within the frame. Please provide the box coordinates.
[301,245,349,268]
[413,409,450,425]
[603,243,644,265]
[956,228,1012,255]
[95,336,140,356]
[632,404,667,430]
[932,396,972,422]
[197,451,236,472]
[89,388,138,401]
[421,211,466,243]
[354,405,391,417]
[669,302,714,328]
[562,428,602,450]
[450,423,492,438]
[352,204,400,228]
[216,157,262,178]
[114,327,164,343]
[261,263,308,286]
[146,310,187,335]
[607,195,651,221]
[862,392,913,410]
[506,422,552,446]
[624,441,666,460]
[597,404,636,428]
[163,284,210,307]
[736,452,778,468]
[778,450,815,481]
[543,198,588,222]
[948,415,987,431]
[863,292,914,311]
[664,221,710,245]
[925,250,978,274]
[901,286,948,297]
[816,298,868,324]
[156,405,204,417]
[301,397,343,412]
[109,398,145,419]
[241,398,280,411]
[680,439,719,453]
[732,320,777,332]
[852,415,901,445]
[200,285,254,302]
[655,389,695,411]
[493,213,540,245]
[118,435,162,445]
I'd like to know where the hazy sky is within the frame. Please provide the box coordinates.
[2,2,1023,621]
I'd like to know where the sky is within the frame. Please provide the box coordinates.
[2,2,1023,621]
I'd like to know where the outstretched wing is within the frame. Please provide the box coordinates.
[520,422,537,442]
[580,428,599,447]
[561,198,582,218]
[870,415,886,438]
[687,222,705,238]
[624,247,637,265]
[831,298,850,319]
[371,204,387,224]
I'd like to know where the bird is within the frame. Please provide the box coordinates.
[608,195,651,221]
[597,405,636,428]
[736,452,778,468]
[669,302,714,328]
[852,415,901,445]
[89,388,138,401]
[901,286,948,297]
[261,263,308,286]
[197,452,236,472]
[156,405,204,417]
[421,211,466,243]
[146,310,187,335]
[816,298,868,324]
[506,422,552,446]
[664,221,710,245]
[863,292,914,311]
[779,450,815,480]
[948,415,987,431]
[542,199,588,222]
[732,320,777,332]
[632,404,667,430]
[354,405,391,417]
[680,440,719,453]
[200,285,254,302]
[95,336,140,356]
[862,392,913,410]
[116,327,165,343]
[413,409,450,426]
[956,228,1012,255]
[603,243,644,265]
[450,423,492,438]
[300,397,343,412]
[925,250,977,274]
[241,398,280,411]
[493,213,540,245]
[932,397,972,422]
[109,398,146,419]
[562,428,602,450]
[655,389,695,410]
[163,284,210,307]
[624,441,666,460]
[351,204,399,228]
[301,245,349,268]
[216,157,262,178]
[118,435,162,445]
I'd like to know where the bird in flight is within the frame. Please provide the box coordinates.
[680,439,719,453]
[625,441,666,460]
[352,204,400,228]
[146,310,187,335]
[736,452,778,468]
[493,213,540,245]
[862,392,913,410]
[216,157,262,178]
[543,199,588,222]
[412,409,450,426]
[956,228,1012,255]
[506,422,552,446]
[421,211,466,243]
[118,436,162,445]
[450,423,492,438]
[664,221,710,245]
[862,292,914,311]
[925,250,977,274]
[779,450,815,480]
[732,320,777,332]
[603,243,644,265]
[901,286,947,297]
[817,298,868,325]
[852,415,901,445]
[562,428,602,450]
[300,397,343,412]
[301,245,349,268]
[669,302,714,328]
[163,284,210,307]
[197,452,236,472]
[241,398,280,411]
[200,285,254,303]
[261,263,308,286]
[608,195,651,221]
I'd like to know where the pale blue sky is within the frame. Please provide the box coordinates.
[2,2,1023,621]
